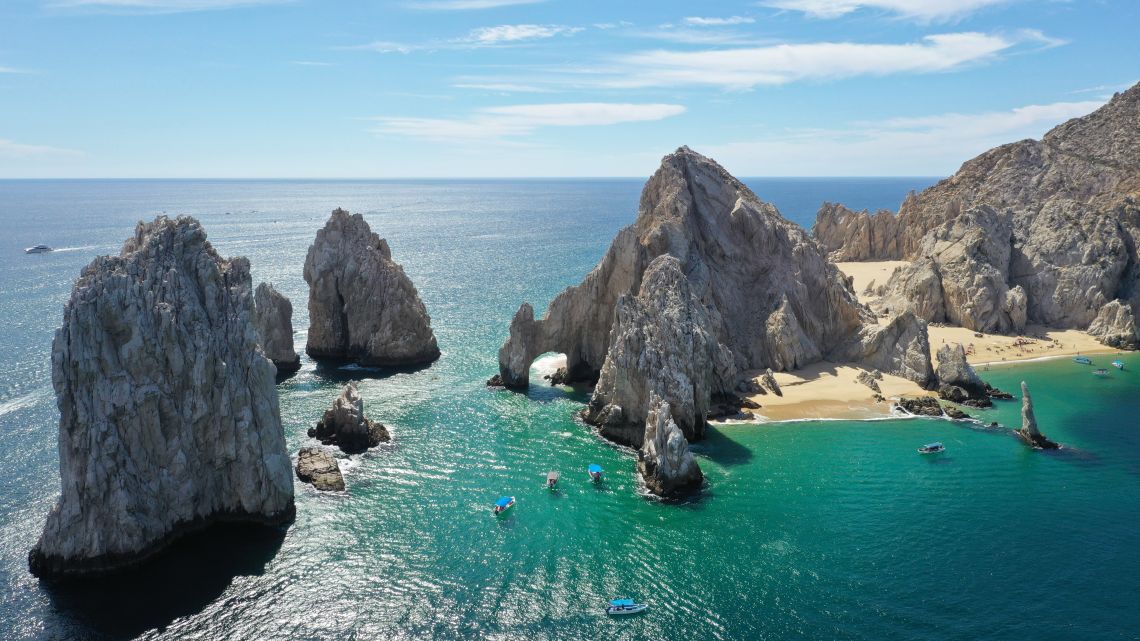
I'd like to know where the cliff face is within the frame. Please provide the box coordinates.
[304,208,440,367]
[30,216,295,579]
[813,83,1140,341]
[497,147,935,458]
[253,282,301,374]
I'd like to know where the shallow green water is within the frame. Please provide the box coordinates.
[1,179,1137,640]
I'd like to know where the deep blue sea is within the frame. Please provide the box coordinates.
[2,177,1138,641]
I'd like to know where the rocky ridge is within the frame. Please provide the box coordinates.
[30,216,295,579]
[253,282,301,374]
[304,208,440,367]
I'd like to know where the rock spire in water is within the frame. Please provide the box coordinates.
[495,146,936,494]
[253,282,301,374]
[1018,381,1060,449]
[639,394,703,495]
[30,216,295,579]
[813,82,1140,341]
[304,208,440,367]
[309,382,390,454]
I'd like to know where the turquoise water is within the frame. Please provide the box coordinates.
[3,178,1138,641]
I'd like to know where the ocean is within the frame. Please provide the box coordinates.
[2,177,1138,641]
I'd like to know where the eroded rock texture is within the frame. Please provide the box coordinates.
[638,393,703,496]
[309,382,390,454]
[304,208,440,367]
[296,447,345,492]
[1088,300,1140,349]
[253,282,301,374]
[1018,382,1060,450]
[30,216,295,579]
[814,83,1140,343]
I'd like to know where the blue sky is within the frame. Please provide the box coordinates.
[0,0,1136,178]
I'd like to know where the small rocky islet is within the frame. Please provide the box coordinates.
[28,82,1140,578]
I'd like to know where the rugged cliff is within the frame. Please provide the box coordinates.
[304,208,440,367]
[253,282,301,374]
[30,216,295,579]
[813,83,1140,341]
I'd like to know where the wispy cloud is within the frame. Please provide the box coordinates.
[0,65,28,73]
[371,102,685,142]
[760,0,1011,21]
[0,138,84,159]
[290,60,335,67]
[683,16,756,26]
[407,0,544,9]
[703,98,1105,176]
[465,24,583,44]
[452,82,554,93]
[48,0,289,13]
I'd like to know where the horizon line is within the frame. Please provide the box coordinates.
[0,175,946,181]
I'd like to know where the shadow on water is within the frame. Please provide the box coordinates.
[697,426,753,467]
[41,523,287,641]
[310,359,433,384]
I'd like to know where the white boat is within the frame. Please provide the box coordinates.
[24,244,52,254]
[546,471,560,489]
[1112,360,1125,370]
[918,442,945,454]
[1073,356,1093,365]
[1093,368,1109,377]
[605,599,648,615]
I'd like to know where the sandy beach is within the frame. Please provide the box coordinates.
[737,261,1122,422]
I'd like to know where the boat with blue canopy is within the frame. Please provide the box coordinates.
[1113,359,1125,370]
[918,442,945,454]
[605,598,648,615]
[493,496,515,514]
[588,464,603,482]
[1073,356,1093,365]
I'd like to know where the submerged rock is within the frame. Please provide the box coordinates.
[309,382,390,454]
[253,282,301,374]
[29,216,295,579]
[304,208,440,367]
[1018,381,1060,449]
[639,394,703,496]
[296,447,345,492]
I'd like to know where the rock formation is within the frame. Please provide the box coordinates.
[814,83,1140,344]
[253,282,301,374]
[760,368,782,396]
[1088,300,1140,349]
[895,396,944,417]
[496,147,938,495]
[304,208,440,367]
[935,344,987,397]
[29,216,295,579]
[309,382,390,454]
[856,370,881,393]
[638,394,703,496]
[1018,381,1060,449]
[582,255,736,446]
[296,447,345,492]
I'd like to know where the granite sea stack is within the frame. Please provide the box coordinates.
[813,82,1140,343]
[935,343,988,404]
[296,447,345,492]
[309,382,390,454]
[496,147,935,493]
[638,394,703,496]
[304,208,440,367]
[1018,381,1060,449]
[253,282,301,374]
[29,216,295,579]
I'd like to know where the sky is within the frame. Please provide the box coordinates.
[0,0,1136,178]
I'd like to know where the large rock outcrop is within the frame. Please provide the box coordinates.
[1088,300,1140,349]
[1018,381,1060,449]
[814,83,1140,343]
[582,255,736,446]
[29,216,295,579]
[309,382,390,454]
[296,447,345,492]
[304,208,440,367]
[935,344,986,397]
[638,394,703,496]
[253,282,301,374]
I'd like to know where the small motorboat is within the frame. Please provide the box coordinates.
[918,442,945,454]
[546,471,560,490]
[1093,368,1109,377]
[1112,360,1125,370]
[605,598,648,616]
[1073,356,1093,365]
[588,464,604,483]
[493,496,515,515]
[24,244,52,254]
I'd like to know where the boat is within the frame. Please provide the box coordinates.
[24,244,52,254]
[493,496,515,514]
[1113,360,1125,370]
[1093,368,1109,377]
[546,471,560,489]
[588,464,603,483]
[918,442,945,454]
[1072,356,1093,365]
[605,598,648,616]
